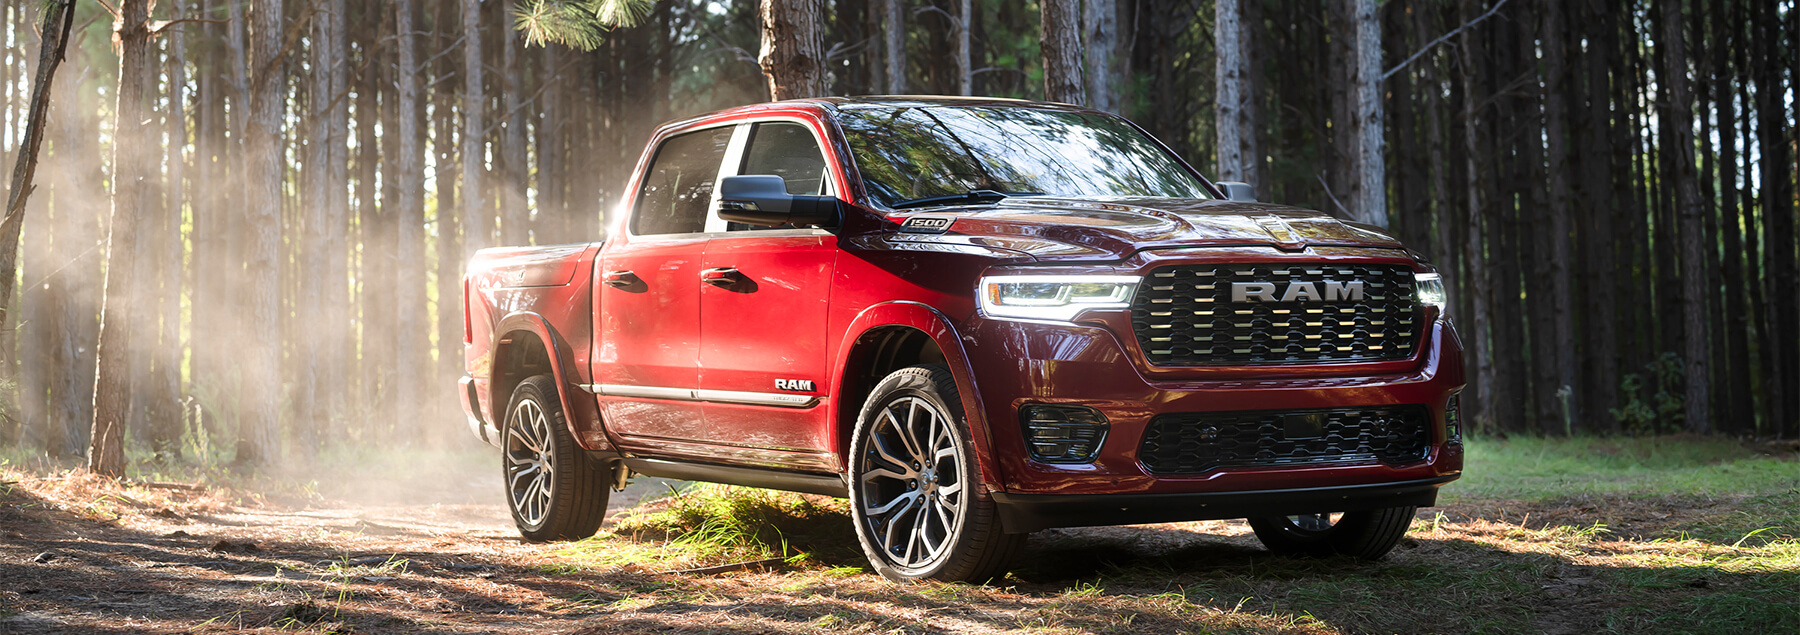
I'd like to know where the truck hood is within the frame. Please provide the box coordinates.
[885,197,1404,262]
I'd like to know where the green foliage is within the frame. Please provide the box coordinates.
[1611,352,1686,434]
[514,0,657,51]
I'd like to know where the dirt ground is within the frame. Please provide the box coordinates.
[2,449,1796,634]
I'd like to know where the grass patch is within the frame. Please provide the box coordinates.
[553,483,859,572]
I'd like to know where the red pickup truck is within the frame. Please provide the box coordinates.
[460,96,1464,582]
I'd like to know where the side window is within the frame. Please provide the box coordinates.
[740,122,828,196]
[632,126,733,236]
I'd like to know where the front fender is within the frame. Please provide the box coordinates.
[829,301,1004,491]
[487,312,612,452]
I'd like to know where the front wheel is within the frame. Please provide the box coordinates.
[1248,506,1417,559]
[503,375,610,541]
[848,365,1023,582]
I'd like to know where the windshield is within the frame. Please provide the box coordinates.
[835,105,1211,209]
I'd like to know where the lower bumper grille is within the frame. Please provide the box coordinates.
[1138,406,1433,474]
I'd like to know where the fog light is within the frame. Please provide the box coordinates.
[1020,404,1109,463]
[1445,392,1463,445]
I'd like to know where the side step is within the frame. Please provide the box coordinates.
[618,457,848,498]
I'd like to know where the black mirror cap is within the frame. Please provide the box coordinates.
[717,174,841,228]
[1218,181,1256,202]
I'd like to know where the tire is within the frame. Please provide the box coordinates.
[503,375,610,542]
[848,365,1024,583]
[1248,506,1417,560]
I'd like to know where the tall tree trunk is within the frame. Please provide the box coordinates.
[1214,0,1254,183]
[322,0,349,441]
[434,3,463,407]
[12,0,73,452]
[461,0,485,259]
[1758,0,1798,437]
[881,0,905,93]
[395,0,424,440]
[1458,0,1493,433]
[1326,0,1356,216]
[1083,0,1116,110]
[1658,0,1709,434]
[296,0,338,459]
[1712,0,1749,433]
[1579,0,1619,431]
[1540,0,1576,431]
[241,0,286,464]
[758,0,827,100]
[1351,0,1385,227]
[0,0,73,373]
[150,0,192,453]
[953,0,972,96]
[499,0,529,246]
[89,0,157,476]
[1039,0,1084,105]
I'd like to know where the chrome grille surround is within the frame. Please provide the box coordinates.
[1129,263,1420,365]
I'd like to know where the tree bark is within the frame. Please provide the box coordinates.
[1539,0,1577,431]
[758,0,827,100]
[1213,0,1253,183]
[1083,0,1116,110]
[954,0,972,96]
[0,0,73,373]
[241,0,286,464]
[1351,0,1386,227]
[1657,0,1709,434]
[882,0,905,93]
[461,0,485,259]
[1039,0,1084,105]
[1458,0,1493,433]
[1579,0,1619,431]
[395,0,425,439]
[499,0,529,246]
[89,0,158,476]
[149,0,192,453]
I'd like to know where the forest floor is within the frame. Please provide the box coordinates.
[2,437,1797,634]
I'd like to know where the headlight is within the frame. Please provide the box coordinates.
[978,275,1141,322]
[1415,272,1447,309]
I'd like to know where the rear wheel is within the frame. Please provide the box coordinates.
[503,375,609,541]
[1248,506,1417,559]
[849,365,1023,582]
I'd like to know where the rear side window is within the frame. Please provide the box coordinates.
[632,126,733,235]
[740,122,827,196]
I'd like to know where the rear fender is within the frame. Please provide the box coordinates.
[487,312,612,452]
[829,301,1002,490]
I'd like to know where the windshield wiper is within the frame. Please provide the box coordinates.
[891,190,1042,210]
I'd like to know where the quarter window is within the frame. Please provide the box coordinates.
[632,126,733,236]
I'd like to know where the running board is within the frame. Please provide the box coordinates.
[620,457,848,498]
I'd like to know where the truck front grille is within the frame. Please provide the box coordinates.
[1138,406,1432,474]
[1130,263,1420,365]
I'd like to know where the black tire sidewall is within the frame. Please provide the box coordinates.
[502,375,607,542]
[848,365,988,581]
[1249,506,1416,559]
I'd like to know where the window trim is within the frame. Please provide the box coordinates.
[625,121,742,240]
[705,116,840,235]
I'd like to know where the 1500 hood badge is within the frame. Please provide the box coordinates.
[900,215,955,233]
[1231,280,1365,303]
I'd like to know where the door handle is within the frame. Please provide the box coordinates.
[601,270,638,288]
[700,267,739,288]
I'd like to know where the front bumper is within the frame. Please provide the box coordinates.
[992,475,1456,532]
[960,248,1465,530]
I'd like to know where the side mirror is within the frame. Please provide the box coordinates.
[717,175,840,228]
[1218,181,1256,203]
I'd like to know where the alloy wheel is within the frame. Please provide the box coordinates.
[505,398,556,528]
[857,396,966,569]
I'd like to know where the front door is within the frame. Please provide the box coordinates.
[697,121,840,472]
[594,124,735,446]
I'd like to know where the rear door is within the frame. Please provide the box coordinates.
[696,120,840,472]
[594,124,738,446]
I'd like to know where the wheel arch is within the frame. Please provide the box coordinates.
[487,312,611,452]
[829,301,1003,490]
